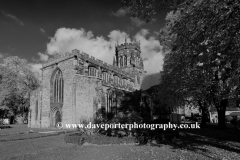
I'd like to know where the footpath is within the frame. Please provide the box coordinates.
[0,124,74,142]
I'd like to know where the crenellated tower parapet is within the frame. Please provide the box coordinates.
[114,41,144,72]
[116,42,140,52]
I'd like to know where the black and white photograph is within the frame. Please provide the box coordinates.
[0,0,240,159]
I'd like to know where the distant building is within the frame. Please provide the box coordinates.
[28,41,145,128]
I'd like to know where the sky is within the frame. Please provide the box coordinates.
[0,0,167,75]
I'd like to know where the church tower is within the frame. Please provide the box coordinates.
[113,38,145,89]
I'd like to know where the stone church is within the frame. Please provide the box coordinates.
[28,41,145,128]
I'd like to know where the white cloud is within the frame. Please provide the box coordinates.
[111,8,127,17]
[1,10,24,26]
[134,29,163,74]
[37,52,49,61]
[40,28,45,33]
[0,52,9,60]
[130,17,146,27]
[44,28,163,74]
[30,63,42,80]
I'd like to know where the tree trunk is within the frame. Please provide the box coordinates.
[201,107,208,128]
[198,100,207,128]
[217,99,228,129]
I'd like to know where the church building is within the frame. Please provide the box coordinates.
[28,41,145,128]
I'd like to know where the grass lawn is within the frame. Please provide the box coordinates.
[0,127,240,160]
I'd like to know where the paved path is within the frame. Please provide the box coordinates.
[0,124,67,135]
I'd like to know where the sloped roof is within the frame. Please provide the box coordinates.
[141,72,161,90]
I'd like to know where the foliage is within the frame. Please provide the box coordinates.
[169,0,240,128]
[99,111,143,137]
[225,115,233,123]
[0,66,18,108]
[0,56,40,119]
[64,132,88,145]
[122,0,187,22]
[64,133,136,145]
[124,0,240,129]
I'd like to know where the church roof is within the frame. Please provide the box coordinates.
[140,72,161,90]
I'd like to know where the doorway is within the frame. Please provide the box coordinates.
[55,111,61,127]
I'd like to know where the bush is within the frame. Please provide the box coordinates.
[230,117,239,125]
[99,111,142,137]
[225,116,233,123]
[236,120,240,130]
[64,133,136,145]
[64,132,89,145]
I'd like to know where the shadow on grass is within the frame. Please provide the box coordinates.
[133,125,240,159]
[144,127,240,158]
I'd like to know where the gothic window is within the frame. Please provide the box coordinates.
[106,91,113,115]
[114,76,117,84]
[102,72,108,82]
[122,79,126,86]
[88,67,97,77]
[53,69,64,103]
[125,56,127,66]
[114,76,119,84]
[119,57,122,67]
[107,73,109,82]
[120,56,123,67]
[35,100,38,120]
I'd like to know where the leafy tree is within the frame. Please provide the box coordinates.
[122,0,187,22]
[0,66,18,108]
[124,0,240,129]
[161,0,240,128]
[0,56,40,121]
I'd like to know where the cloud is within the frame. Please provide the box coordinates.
[30,63,42,80]
[111,8,127,17]
[44,28,163,74]
[1,10,24,26]
[37,52,49,61]
[0,52,10,60]
[134,29,163,74]
[130,17,146,27]
[40,28,45,33]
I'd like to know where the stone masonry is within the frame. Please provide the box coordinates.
[28,42,145,128]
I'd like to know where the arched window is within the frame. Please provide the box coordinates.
[88,67,97,77]
[53,69,64,103]
[122,79,126,87]
[119,57,122,67]
[125,56,127,66]
[102,72,108,82]
[35,100,38,120]
[120,56,123,67]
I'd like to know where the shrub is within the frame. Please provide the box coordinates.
[225,116,233,123]
[64,132,89,145]
[98,111,142,137]
[236,120,240,130]
[230,117,238,125]
[64,133,136,145]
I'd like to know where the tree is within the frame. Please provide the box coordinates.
[0,56,40,122]
[0,66,18,107]
[163,0,240,128]
[122,0,187,22]
[123,0,240,128]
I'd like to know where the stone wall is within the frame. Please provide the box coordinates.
[29,44,145,128]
